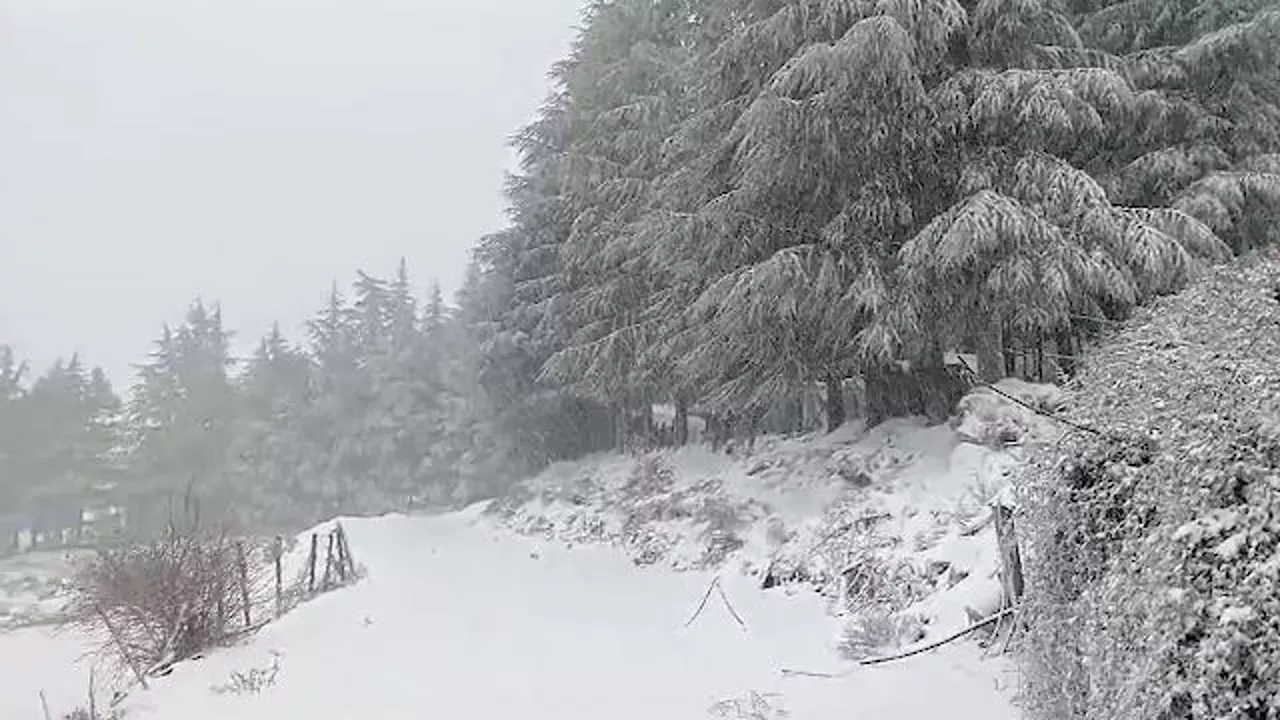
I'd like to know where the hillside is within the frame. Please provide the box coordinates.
[1025,249,1280,719]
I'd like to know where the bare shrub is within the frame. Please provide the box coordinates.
[708,691,789,719]
[838,608,926,660]
[54,669,125,720]
[62,708,124,720]
[623,451,675,498]
[64,524,272,682]
[839,552,932,615]
[210,652,282,696]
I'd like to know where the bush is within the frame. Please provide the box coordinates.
[1023,254,1280,720]
[210,652,282,696]
[64,524,271,682]
[62,708,124,720]
[623,452,676,498]
[708,691,789,719]
[838,607,926,661]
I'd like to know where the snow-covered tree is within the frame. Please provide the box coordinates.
[124,300,237,529]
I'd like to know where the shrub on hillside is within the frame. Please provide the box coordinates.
[64,524,271,681]
[838,608,926,660]
[1023,255,1280,720]
[623,452,676,498]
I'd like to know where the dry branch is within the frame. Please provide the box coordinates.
[715,581,748,632]
[780,605,1019,678]
[861,605,1017,665]
[684,577,720,628]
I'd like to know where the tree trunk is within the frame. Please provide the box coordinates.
[674,397,689,446]
[641,403,654,447]
[1055,327,1076,377]
[707,414,724,452]
[977,315,1005,384]
[864,365,889,427]
[824,372,847,432]
[919,341,952,423]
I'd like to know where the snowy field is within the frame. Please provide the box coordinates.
[0,382,1053,719]
[0,549,81,630]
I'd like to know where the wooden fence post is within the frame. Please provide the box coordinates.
[993,498,1025,605]
[336,523,356,580]
[990,489,1025,653]
[307,533,318,594]
[273,536,284,617]
[322,530,336,589]
[236,541,251,627]
[334,527,347,583]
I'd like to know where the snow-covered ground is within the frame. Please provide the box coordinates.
[0,381,1057,719]
[0,549,81,630]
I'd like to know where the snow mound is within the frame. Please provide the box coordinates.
[950,379,1063,448]
[489,382,1062,645]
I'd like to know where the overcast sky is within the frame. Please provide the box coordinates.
[0,0,584,388]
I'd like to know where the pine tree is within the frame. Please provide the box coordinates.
[538,0,699,429]
[0,346,31,509]
[125,300,237,530]
[227,323,317,528]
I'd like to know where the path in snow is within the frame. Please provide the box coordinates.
[0,508,1018,719]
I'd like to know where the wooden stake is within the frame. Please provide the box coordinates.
[993,500,1025,605]
[306,533,318,593]
[273,536,284,617]
[236,541,251,627]
[336,523,355,580]
[322,530,336,590]
[39,690,52,720]
[334,526,347,582]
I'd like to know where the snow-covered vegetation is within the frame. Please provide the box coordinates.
[2,0,1279,718]
[1024,251,1280,720]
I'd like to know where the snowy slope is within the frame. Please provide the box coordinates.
[488,380,1059,634]
[3,509,1018,719]
[0,382,1055,719]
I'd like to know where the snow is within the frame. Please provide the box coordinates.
[0,385,1051,719]
[0,550,80,630]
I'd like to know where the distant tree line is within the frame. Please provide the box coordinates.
[0,261,492,536]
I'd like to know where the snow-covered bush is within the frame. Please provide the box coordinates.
[708,691,789,719]
[950,380,1062,448]
[623,451,676,498]
[1024,255,1280,720]
[838,608,926,660]
[210,652,282,696]
[63,707,125,720]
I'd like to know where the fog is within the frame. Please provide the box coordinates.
[0,0,584,386]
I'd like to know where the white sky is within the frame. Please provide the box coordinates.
[0,0,584,388]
